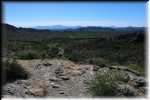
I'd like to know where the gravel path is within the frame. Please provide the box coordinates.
[2,59,95,98]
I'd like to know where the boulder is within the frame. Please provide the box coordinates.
[55,67,64,75]
[49,77,60,82]
[128,80,138,88]
[50,82,60,88]
[42,62,52,66]
[52,84,60,88]
[117,71,130,82]
[117,84,137,96]
[128,76,146,87]
[25,88,45,97]
[59,75,70,80]
[126,72,138,80]
[59,91,65,94]
[134,77,146,87]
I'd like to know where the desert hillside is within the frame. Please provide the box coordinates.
[2,24,146,97]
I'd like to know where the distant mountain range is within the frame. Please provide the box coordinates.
[3,23,145,33]
[32,25,145,32]
[32,25,81,30]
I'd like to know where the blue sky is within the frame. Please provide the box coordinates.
[3,2,146,27]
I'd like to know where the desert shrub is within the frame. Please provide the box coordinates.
[15,50,40,59]
[46,43,64,58]
[128,63,145,76]
[88,69,125,97]
[2,59,30,84]
[89,57,109,66]
[64,50,82,62]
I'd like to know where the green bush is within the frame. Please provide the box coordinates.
[88,69,124,97]
[46,43,65,58]
[47,47,59,57]
[65,50,81,62]
[2,59,30,84]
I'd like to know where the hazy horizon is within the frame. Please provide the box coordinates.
[4,22,146,28]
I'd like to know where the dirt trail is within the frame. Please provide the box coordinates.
[2,59,146,98]
[2,59,95,98]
